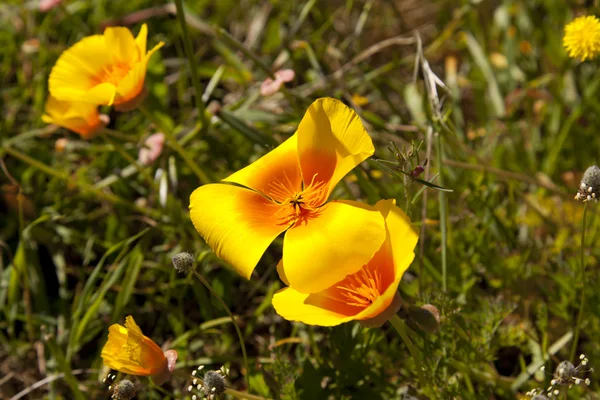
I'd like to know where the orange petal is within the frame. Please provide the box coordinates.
[297,98,374,199]
[42,96,105,138]
[280,200,385,293]
[354,199,418,321]
[271,287,358,326]
[114,42,163,105]
[189,184,289,278]
[223,134,302,203]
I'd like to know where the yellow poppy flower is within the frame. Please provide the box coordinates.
[48,24,163,108]
[272,199,418,327]
[563,15,600,61]
[42,95,107,139]
[101,316,176,384]
[189,98,386,293]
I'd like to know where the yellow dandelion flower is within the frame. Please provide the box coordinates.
[563,15,600,61]
[49,24,164,109]
[101,316,177,385]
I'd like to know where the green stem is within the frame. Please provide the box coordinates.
[192,270,249,386]
[570,202,589,362]
[102,133,158,191]
[2,145,160,219]
[437,133,448,292]
[138,104,211,185]
[389,315,427,388]
[173,0,208,133]
[224,387,268,400]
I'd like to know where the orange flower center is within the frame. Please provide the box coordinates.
[267,172,328,226]
[335,266,381,307]
[91,62,131,86]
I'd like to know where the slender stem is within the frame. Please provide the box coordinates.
[191,270,249,386]
[389,315,427,388]
[138,105,211,185]
[173,0,208,133]
[102,133,158,191]
[224,387,268,400]
[2,145,160,219]
[437,133,448,292]
[570,202,589,362]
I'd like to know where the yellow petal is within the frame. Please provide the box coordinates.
[297,98,374,199]
[374,199,419,270]
[104,26,140,64]
[135,23,148,56]
[48,35,111,102]
[223,134,302,202]
[42,96,104,138]
[271,287,357,326]
[189,184,289,279]
[353,199,417,321]
[280,199,385,293]
[85,82,117,105]
[354,252,415,322]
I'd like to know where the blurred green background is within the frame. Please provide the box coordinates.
[1,0,600,399]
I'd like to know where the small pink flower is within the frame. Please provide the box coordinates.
[138,133,165,166]
[39,0,62,12]
[260,69,295,96]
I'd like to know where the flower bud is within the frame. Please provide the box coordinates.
[575,166,600,202]
[172,252,195,273]
[408,304,440,333]
[202,370,226,398]
[112,379,135,400]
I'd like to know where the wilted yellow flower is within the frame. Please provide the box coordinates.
[272,199,418,327]
[101,316,177,385]
[563,16,600,61]
[42,95,107,139]
[49,24,163,109]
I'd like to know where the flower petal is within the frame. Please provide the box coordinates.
[297,98,374,198]
[104,26,140,64]
[272,287,357,326]
[115,42,164,105]
[374,199,419,271]
[189,184,289,278]
[42,96,104,138]
[280,199,385,293]
[48,35,111,101]
[223,134,302,203]
[135,23,148,55]
[353,199,418,321]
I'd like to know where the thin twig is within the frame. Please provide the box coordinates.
[173,0,208,133]
[9,369,95,400]
[570,203,589,362]
[191,270,249,387]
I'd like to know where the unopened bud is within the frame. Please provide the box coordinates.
[575,166,600,202]
[408,304,440,333]
[112,380,135,400]
[172,252,195,273]
[203,370,226,397]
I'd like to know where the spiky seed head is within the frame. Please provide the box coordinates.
[203,371,226,396]
[172,252,195,273]
[112,380,136,400]
[582,166,600,192]
[555,361,576,381]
